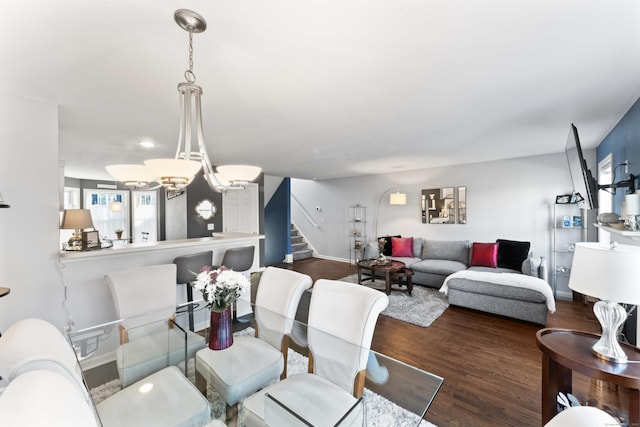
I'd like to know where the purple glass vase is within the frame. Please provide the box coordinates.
[209,306,233,350]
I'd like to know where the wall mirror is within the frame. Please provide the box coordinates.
[457,186,467,224]
[195,199,217,220]
[421,187,466,224]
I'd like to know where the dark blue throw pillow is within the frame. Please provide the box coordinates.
[496,239,531,271]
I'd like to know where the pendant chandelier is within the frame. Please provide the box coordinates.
[106,9,261,192]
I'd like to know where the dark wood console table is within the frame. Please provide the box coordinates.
[536,328,640,426]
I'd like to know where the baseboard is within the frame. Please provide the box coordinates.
[555,290,573,301]
[80,350,116,371]
[313,254,350,263]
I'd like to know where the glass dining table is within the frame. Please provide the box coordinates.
[68,299,443,426]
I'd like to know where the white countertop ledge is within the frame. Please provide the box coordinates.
[59,232,264,263]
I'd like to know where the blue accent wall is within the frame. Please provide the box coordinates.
[597,97,640,215]
[264,178,291,265]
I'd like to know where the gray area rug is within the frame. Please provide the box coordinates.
[340,274,449,327]
[90,327,436,427]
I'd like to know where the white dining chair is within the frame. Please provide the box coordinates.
[241,279,389,426]
[0,369,100,427]
[195,267,312,414]
[105,263,206,386]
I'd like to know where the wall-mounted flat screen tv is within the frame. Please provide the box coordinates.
[565,124,598,210]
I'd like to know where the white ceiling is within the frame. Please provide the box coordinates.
[2,1,640,181]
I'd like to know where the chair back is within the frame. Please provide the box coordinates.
[105,264,177,337]
[174,251,213,284]
[0,370,99,427]
[307,279,389,394]
[253,267,312,349]
[0,318,89,401]
[221,246,255,272]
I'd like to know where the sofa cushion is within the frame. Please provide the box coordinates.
[378,235,401,256]
[469,242,499,268]
[422,240,469,265]
[411,259,467,276]
[522,256,542,277]
[445,277,547,304]
[391,237,413,257]
[412,237,424,258]
[496,239,531,271]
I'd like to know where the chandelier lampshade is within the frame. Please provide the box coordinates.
[105,165,158,188]
[215,165,262,185]
[144,158,202,190]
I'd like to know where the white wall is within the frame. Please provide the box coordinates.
[0,92,64,332]
[292,152,578,297]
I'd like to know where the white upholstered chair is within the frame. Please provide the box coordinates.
[0,369,100,427]
[105,263,206,386]
[0,318,87,395]
[0,317,211,427]
[195,266,312,410]
[544,406,620,426]
[241,279,389,426]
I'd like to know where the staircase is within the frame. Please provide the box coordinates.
[291,224,313,261]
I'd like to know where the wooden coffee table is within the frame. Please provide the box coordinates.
[357,259,413,295]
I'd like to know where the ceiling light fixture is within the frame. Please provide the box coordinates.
[106,9,261,192]
[138,140,156,149]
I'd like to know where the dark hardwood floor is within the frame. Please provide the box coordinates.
[291,257,607,427]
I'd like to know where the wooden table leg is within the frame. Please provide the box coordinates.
[541,353,572,425]
[384,271,391,295]
[357,266,362,284]
[406,274,413,296]
[630,388,640,427]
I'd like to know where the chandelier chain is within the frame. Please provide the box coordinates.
[185,30,196,83]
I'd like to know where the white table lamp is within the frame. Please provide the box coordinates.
[568,242,640,363]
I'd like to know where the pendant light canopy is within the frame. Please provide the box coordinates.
[105,9,261,192]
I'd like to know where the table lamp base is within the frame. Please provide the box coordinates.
[592,299,628,364]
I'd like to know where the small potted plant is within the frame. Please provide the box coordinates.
[115,229,123,239]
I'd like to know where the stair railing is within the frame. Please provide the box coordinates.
[291,194,319,228]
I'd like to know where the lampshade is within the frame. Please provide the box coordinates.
[105,165,158,188]
[60,209,95,230]
[389,192,407,205]
[215,165,261,185]
[625,194,640,216]
[144,159,202,190]
[569,242,640,305]
[109,201,123,212]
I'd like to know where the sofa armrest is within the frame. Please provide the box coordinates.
[522,256,548,282]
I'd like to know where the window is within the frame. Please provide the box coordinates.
[83,189,130,241]
[132,190,158,243]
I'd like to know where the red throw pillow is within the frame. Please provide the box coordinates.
[391,237,413,257]
[470,242,499,268]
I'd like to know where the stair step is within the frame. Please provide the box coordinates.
[291,235,303,244]
[291,242,308,251]
[293,249,313,260]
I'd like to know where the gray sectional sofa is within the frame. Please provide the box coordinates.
[365,238,553,325]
